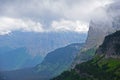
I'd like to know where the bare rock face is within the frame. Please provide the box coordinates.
[84,1,120,50]
[84,15,112,50]
[73,1,120,65]
[84,20,113,50]
[96,30,120,58]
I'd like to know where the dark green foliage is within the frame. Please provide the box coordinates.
[52,55,120,80]
[53,31,120,80]
[74,48,96,64]
[51,70,81,80]
[80,48,96,57]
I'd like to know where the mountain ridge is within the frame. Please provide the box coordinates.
[73,1,120,65]
[0,31,86,71]
[96,30,120,58]
[1,43,84,80]
[52,30,120,80]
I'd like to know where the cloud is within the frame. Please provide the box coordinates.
[0,0,115,35]
[0,17,89,35]
[0,0,113,21]
[0,17,44,35]
[51,19,89,33]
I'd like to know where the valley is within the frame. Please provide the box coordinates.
[0,0,120,80]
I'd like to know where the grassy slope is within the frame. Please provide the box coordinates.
[52,55,120,80]
[74,48,96,65]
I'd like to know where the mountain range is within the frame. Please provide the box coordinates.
[0,1,120,80]
[0,31,86,71]
[52,1,120,80]
[52,30,120,80]
[1,43,84,80]
[36,43,84,78]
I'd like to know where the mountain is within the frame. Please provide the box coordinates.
[36,43,84,78]
[1,43,84,80]
[0,74,4,80]
[0,47,43,71]
[96,30,120,58]
[0,31,86,71]
[0,31,86,57]
[84,1,120,50]
[1,68,44,80]
[52,56,120,80]
[73,1,120,65]
[0,47,29,70]
[52,30,120,80]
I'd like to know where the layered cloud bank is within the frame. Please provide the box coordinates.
[0,0,114,35]
[0,17,44,35]
[0,17,88,35]
[51,20,88,33]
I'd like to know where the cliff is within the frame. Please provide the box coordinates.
[96,30,120,58]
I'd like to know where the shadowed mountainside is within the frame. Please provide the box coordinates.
[52,30,120,80]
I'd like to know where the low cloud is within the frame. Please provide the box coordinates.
[51,19,89,33]
[0,0,113,22]
[0,17,89,35]
[0,0,115,35]
[0,17,44,35]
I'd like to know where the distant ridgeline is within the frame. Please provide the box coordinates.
[52,31,120,80]
[0,31,86,71]
[1,43,84,80]
[35,43,84,79]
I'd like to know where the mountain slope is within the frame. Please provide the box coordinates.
[0,47,29,71]
[1,43,84,80]
[0,31,86,70]
[52,56,120,80]
[1,68,45,80]
[73,1,120,65]
[52,30,120,80]
[36,43,84,78]
[96,30,120,57]
[0,47,43,71]
[0,31,86,57]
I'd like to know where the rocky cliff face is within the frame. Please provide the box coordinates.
[52,29,120,80]
[84,1,120,50]
[73,1,120,65]
[84,20,113,50]
[96,30,120,58]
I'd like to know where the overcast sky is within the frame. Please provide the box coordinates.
[0,0,115,35]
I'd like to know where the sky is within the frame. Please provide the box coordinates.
[0,0,115,35]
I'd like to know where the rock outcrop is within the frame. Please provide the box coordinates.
[96,30,120,58]
[73,1,120,65]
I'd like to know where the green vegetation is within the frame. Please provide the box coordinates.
[52,30,120,80]
[52,55,120,80]
[74,48,96,64]
[82,48,96,56]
